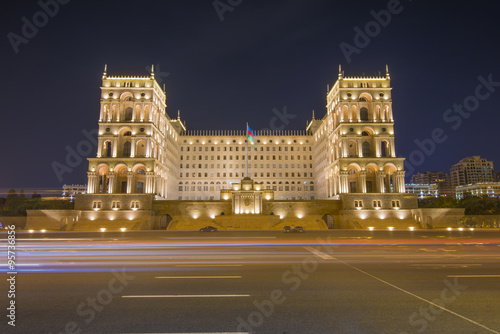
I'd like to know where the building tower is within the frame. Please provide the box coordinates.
[450,156,494,189]
[85,65,181,199]
[310,65,406,199]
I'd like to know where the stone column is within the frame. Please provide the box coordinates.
[359,171,367,193]
[339,171,349,194]
[126,172,135,194]
[396,171,406,193]
[97,138,103,157]
[333,175,338,196]
[390,138,396,157]
[130,138,136,157]
[374,138,380,157]
[357,140,363,157]
[376,171,386,193]
[87,172,97,194]
[145,172,155,193]
[329,176,334,197]
[385,174,391,193]
[112,138,118,157]
[393,173,399,194]
[107,172,116,194]
[146,139,151,158]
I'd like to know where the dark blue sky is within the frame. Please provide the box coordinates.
[1,0,499,189]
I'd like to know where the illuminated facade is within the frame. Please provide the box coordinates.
[86,65,406,201]
[86,65,181,199]
[51,65,434,230]
[450,156,495,189]
[309,65,406,199]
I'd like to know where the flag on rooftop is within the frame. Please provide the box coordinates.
[247,124,256,148]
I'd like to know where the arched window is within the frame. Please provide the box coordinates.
[124,131,131,136]
[362,141,371,157]
[123,141,131,157]
[125,107,133,121]
[359,97,367,102]
[105,141,112,157]
[361,131,369,136]
[360,107,369,121]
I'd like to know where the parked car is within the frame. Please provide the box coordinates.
[199,225,217,232]
[283,225,305,233]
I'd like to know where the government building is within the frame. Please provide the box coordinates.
[27,66,464,230]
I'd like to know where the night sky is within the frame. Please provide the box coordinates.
[2,0,500,191]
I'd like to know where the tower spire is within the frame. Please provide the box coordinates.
[102,64,107,79]
[385,64,390,79]
[312,109,315,120]
[150,64,155,79]
[338,64,343,79]
[177,109,180,120]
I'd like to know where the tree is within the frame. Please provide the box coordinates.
[19,189,25,198]
[7,189,17,199]
[31,192,42,199]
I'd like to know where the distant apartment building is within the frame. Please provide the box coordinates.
[409,171,453,197]
[405,183,438,198]
[495,171,500,182]
[450,156,494,189]
[456,182,500,200]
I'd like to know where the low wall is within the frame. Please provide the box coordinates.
[26,210,79,231]
[153,200,232,229]
[340,209,418,229]
[412,208,465,228]
[76,210,153,230]
[154,199,340,230]
[0,217,27,229]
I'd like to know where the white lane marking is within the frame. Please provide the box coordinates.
[448,275,500,278]
[411,264,482,266]
[305,247,500,334]
[0,263,40,267]
[155,276,242,279]
[304,246,334,260]
[122,294,250,298]
[164,237,276,239]
[175,264,243,267]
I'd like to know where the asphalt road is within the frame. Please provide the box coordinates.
[1,230,500,334]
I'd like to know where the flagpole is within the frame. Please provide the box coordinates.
[246,122,249,178]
